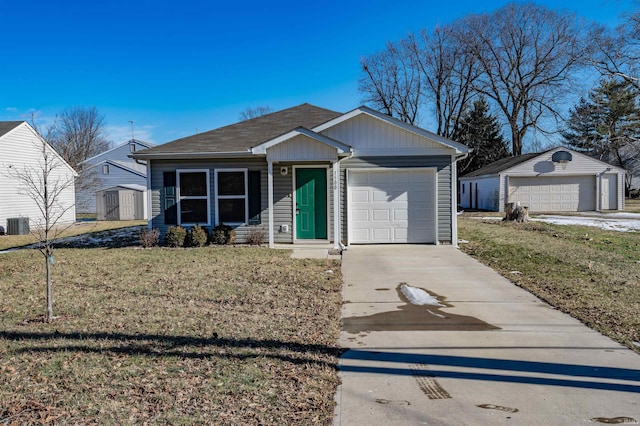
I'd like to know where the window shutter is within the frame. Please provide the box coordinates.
[248,170,261,225]
[163,171,177,225]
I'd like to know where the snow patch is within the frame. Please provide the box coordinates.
[532,215,640,233]
[400,284,443,307]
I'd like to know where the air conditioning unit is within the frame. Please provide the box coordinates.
[7,217,30,235]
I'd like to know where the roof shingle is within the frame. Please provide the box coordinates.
[462,152,542,177]
[0,121,25,138]
[137,103,342,155]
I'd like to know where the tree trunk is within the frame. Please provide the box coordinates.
[504,201,529,223]
[46,253,53,322]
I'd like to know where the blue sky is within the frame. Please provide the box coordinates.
[1,0,636,145]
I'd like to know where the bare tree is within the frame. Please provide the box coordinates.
[408,25,479,139]
[239,106,274,121]
[47,106,111,169]
[592,11,640,90]
[359,40,422,124]
[6,139,76,322]
[462,3,589,155]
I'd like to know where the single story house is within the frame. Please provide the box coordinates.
[131,103,470,248]
[0,121,77,232]
[459,147,625,212]
[76,139,155,216]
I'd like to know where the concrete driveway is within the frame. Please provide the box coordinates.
[333,245,640,425]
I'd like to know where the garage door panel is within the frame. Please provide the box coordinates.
[510,176,595,212]
[348,169,435,244]
[372,209,391,221]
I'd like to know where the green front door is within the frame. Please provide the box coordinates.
[295,168,327,239]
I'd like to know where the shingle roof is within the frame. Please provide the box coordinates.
[462,152,542,177]
[0,121,25,137]
[136,103,342,155]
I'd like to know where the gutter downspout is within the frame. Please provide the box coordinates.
[452,151,470,248]
[334,151,354,250]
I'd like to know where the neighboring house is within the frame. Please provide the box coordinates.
[0,121,77,231]
[77,139,155,216]
[459,147,625,212]
[131,103,470,248]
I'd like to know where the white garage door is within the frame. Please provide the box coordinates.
[509,176,596,212]
[348,169,436,244]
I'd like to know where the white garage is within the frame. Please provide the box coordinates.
[509,176,596,212]
[459,148,626,213]
[348,168,436,243]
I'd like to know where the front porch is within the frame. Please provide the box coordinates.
[256,127,352,249]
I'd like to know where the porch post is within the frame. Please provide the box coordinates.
[332,160,340,250]
[268,160,275,248]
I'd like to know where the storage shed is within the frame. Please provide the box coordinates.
[96,184,148,221]
[459,148,626,212]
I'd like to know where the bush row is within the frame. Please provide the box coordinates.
[140,225,266,248]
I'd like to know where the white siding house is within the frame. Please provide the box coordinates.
[0,121,77,231]
[459,148,626,212]
[76,139,154,216]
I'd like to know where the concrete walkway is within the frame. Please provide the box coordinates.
[333,245,640,425]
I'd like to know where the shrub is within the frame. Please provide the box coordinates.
[165,226,186,247]
[139,228,160,248]
[245,226,266,246]
[185,225,208,247]
[210,224,236,245]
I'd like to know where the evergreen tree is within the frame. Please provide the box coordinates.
[456,97,510,175]
[563,78,640,194]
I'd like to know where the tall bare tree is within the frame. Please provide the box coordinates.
[359,40,422,124]
[592,11,640,90]
[6,139,76,322]
[48,106,111,169]
[239,106,274,121]
[463,3,589,155]
[408,25,479,139]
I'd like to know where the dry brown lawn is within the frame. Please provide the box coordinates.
[0,245,343,424]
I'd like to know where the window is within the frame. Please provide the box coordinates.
[130,143,136,153]
[102,164,109,175]
[177,169,210,225]
[462,183,465,194]
[215,169,248,224]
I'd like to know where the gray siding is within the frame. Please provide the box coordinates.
[273,167,293,243]
[150,158,268,243]
[341,156,452,243]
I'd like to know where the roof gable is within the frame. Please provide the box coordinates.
[81,139,155,165]
[0,121,78,176]
[314,106,470,154]
[0,121,26,139]
[461,147,626,178]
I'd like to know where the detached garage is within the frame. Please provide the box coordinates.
[459,148,625,213]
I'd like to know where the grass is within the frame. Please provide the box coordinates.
[458,216,640,352]
[625,198,640,213]
[0,220,146,251]
[0,244,343,424]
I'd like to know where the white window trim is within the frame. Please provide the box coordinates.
[102,164,109,175]
[177,169,211,226]
[214,168,249,225]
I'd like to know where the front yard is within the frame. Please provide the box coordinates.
[0,245,343,424]
[458,216,640,352]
